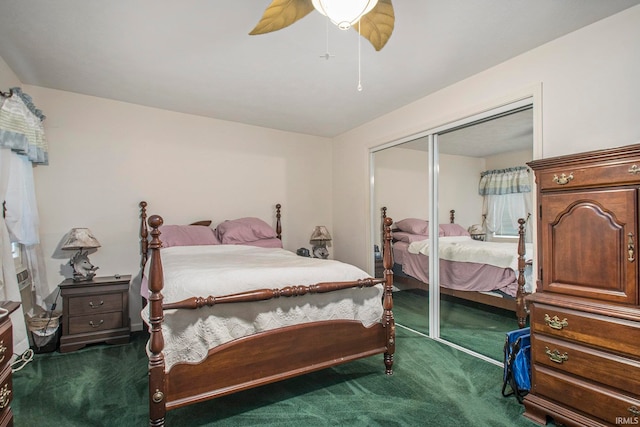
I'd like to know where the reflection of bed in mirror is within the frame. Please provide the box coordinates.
[381,207,531,327]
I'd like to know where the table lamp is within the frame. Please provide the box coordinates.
[62,228,101,281]
[310,226,332,259]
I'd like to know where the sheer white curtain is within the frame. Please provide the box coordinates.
[0,149,29,354]
[0,88,49,355]
[479,167,532,241]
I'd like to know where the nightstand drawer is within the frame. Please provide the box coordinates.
[532,334,640,395]
[0,321,12,372]
[68,293,123,316]
[68,312,123,335]
[530,303,640,357]
[532,364,640,425]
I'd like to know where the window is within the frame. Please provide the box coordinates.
[488,193,530,238]
[479,167,532,242]
[11,241,23,268]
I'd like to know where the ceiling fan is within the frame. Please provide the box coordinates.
[249,0,395,51]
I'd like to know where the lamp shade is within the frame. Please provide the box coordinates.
[312,0,378,30]
[468,224,485,235]
[310,226,332,242]
[61,228,101,250]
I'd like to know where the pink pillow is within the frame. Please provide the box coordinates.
[439,223,470,237]
[159,224,220,247]
[395,218,429,235]
[216,217,277,244]
[239,238,283,249]
[393,231,429,243]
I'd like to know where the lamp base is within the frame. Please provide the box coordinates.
[69,249,99,282]
[312,245,329,259]
[72,272,97,282]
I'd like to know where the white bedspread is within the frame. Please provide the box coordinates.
[141,245,383,370]
[408,236,533,273]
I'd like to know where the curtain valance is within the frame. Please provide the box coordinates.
[478,166,530,196]
[0,87,48,165]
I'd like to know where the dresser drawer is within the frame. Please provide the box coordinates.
[533,364,640,425]
[531,303,640,357]
[68,292,123,316]
[68,312,123,335]
[532,334,640,395]
[536,158,640,191]
[0,367,12,415]
[0,321,12,372]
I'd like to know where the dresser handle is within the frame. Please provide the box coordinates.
[629,406,640,416]
[552,172,573,185]
[0,340,6,364]
[628,233,635,262]
[89,320,104,328]
[0,384,11,410]
[545,347,569,364]
[629,165,640,175]
[544,314,568,330]
[89,300,104,309]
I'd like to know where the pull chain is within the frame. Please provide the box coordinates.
[320,17,334,60]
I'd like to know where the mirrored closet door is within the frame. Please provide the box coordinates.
[371,100,535,363]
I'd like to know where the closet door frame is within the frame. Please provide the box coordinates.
[369,88,542,364]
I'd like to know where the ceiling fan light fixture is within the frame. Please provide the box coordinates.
[312,0,378,30]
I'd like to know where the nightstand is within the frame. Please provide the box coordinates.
[59,275,131,353]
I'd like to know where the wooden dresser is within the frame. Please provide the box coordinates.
[0,301,19,427]
[59,275,131,353]
[525,144,640,426]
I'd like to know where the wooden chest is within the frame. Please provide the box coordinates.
[525,144,640,426]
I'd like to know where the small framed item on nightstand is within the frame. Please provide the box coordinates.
[59,275,131,353]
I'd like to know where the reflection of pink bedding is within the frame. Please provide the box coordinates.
[392,241,518,297]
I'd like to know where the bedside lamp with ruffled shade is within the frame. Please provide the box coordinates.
[61,228,101,281]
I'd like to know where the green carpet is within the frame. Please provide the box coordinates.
[12,292,541,426]
[392,289,525,362]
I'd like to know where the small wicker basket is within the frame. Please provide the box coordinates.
[27,311,61,332]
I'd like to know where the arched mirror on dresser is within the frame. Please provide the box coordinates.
[371,99,537,364]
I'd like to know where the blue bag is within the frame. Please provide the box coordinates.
[501,327,531,403]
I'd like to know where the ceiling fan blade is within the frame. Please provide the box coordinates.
[249,0,315,35]
[355,0,395,51]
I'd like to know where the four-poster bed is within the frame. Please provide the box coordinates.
[139,201,395,426]
[381,207,530,328]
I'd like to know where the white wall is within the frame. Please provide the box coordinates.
[0,78,333,330]
[439,153,485,229]
[485,149,531,171]
[374,147,429,228]
[333,6,640,272]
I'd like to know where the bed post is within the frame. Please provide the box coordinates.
[275,203,282,240]
[450,209,455,224]
[516,217,529,328]
[140,201,148,268]
[147,214,167,427]
[382,215,395,375]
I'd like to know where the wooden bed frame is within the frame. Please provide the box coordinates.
[139,201,396,426]
[381,207,529,328]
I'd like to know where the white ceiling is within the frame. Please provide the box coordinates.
[400,108,533,157]
[0,1,638,138]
